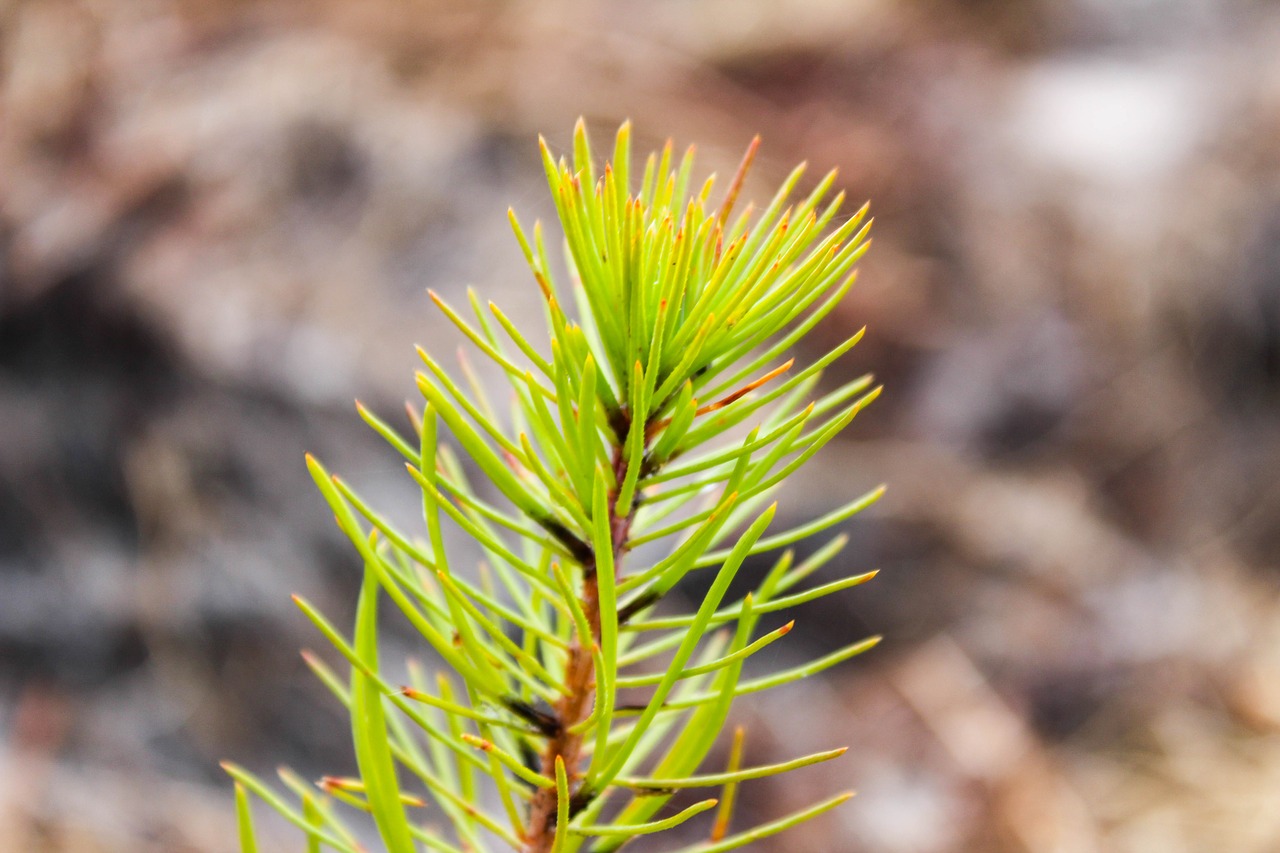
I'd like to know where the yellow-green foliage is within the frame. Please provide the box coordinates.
[226,121,882,853]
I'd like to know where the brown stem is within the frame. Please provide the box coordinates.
[524,444,635,852]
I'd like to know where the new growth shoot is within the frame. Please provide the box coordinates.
[226,120,883,853]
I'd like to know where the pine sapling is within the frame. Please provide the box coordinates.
[225,120,883,853]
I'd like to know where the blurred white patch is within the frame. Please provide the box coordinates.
[280,322,356,405]
[1008,58,1206,187]
[846,762,968,853]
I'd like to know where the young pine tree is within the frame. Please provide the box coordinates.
[225,120,883,853]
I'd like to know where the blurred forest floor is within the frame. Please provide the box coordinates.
[4,0,1280,851]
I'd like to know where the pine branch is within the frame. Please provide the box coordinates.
[226,119,881,853]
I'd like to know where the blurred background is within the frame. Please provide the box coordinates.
[4,0,1280,850]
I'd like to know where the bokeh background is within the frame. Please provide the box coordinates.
[5,0,1280,850]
